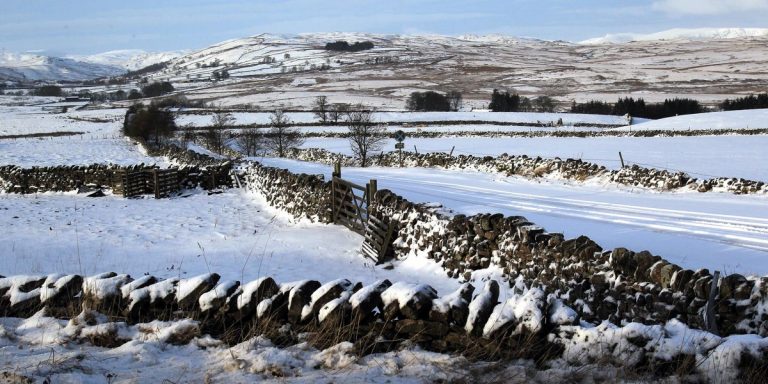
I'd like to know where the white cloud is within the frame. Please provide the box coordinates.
[652,0,768,15]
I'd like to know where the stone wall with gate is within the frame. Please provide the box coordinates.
[241,160,768,337]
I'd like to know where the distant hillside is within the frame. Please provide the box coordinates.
[0,51,124,82]
[580,27,768,45]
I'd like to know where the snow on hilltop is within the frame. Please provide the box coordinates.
[70,49,185,71]
[0,49,182,82]
[0,51,125,82]
[580,28,768,45]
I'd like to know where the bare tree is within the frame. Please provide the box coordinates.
[177,125,197,149]
[313,96,329,123]
[329,103,349,123]
[447,90,463,112]
[347,105,386,167]
[264,110,303,157]
[204,111,233,153]
[236,128,262,156]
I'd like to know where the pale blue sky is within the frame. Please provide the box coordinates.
[1,0,766,54]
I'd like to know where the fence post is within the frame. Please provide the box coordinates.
[368,179,377,207]
[449,146,455,157]
[619,152,625,168]
[153,169,160,199]
[333,161,341,179]
[704,270,720,335]
[414,145,418,155]
[331,177,336,223]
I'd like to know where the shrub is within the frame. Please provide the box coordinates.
[406,91,451,112]
[140,81,174,98]
[122,104,177,144]
[34,85,63,97]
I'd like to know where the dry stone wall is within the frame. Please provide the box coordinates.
[371,189,768,336]
[1,272,766,381]
[240,160,768,337]
[241,161,332,222]
[284,147,767,195]
[0,144,233,194]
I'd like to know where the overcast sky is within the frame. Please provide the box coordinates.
[1,0,766,55]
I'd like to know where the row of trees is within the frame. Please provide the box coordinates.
[312,96,359,124]
[570,97,704,119]
[324,41,375,52]
[406,91,462,112]
[720,93,768,111]
[488,90,555,112]
[204,105,384,167]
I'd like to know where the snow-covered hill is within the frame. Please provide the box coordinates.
[134,32,768,109]
[70,49,184,71]
[0,49,181,82]
[580,28,768,45]
[0,51,125,82]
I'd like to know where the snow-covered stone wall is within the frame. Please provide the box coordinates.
[0,144,233,194]
[241,161,332,222]
[2,272,766,381]
[284,147,767,195]
[371,189,768,336]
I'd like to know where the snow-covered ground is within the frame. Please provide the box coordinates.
[0,103,167,167]
[302,134,768,181]
[257,157,768,276]
[616,109,768,131]
[0,190,459,295]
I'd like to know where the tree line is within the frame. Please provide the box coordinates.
[720,93,768,111]
[324,40,375,52]
[488,90,555,113]
[569,97,703,119]
[406,91,462,112]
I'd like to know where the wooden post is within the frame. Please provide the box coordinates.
[153,169,160,199]
[333,161,341,178]
[367,179,377,207]
[619,152,625,168]
[331,177,336,223]
[449,146,455,157]
[414,145,418,155]
[704,270,720,335]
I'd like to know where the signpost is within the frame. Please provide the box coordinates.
[394,130,406,167]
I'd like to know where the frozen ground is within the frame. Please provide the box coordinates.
[257,157,768,276]
[0,190,459,296]
[0,103,166,167]
[301,134,768,181]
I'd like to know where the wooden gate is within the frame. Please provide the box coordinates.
[149,169,179,198]
[331,176,372,235]
[331,173,395,263]
[113,170,147,198]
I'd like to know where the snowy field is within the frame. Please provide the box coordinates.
[0,190,460,296]
[614,108,768,131]
[0,102,166,167]
[257,157,768,276]
[302,134,768,181]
